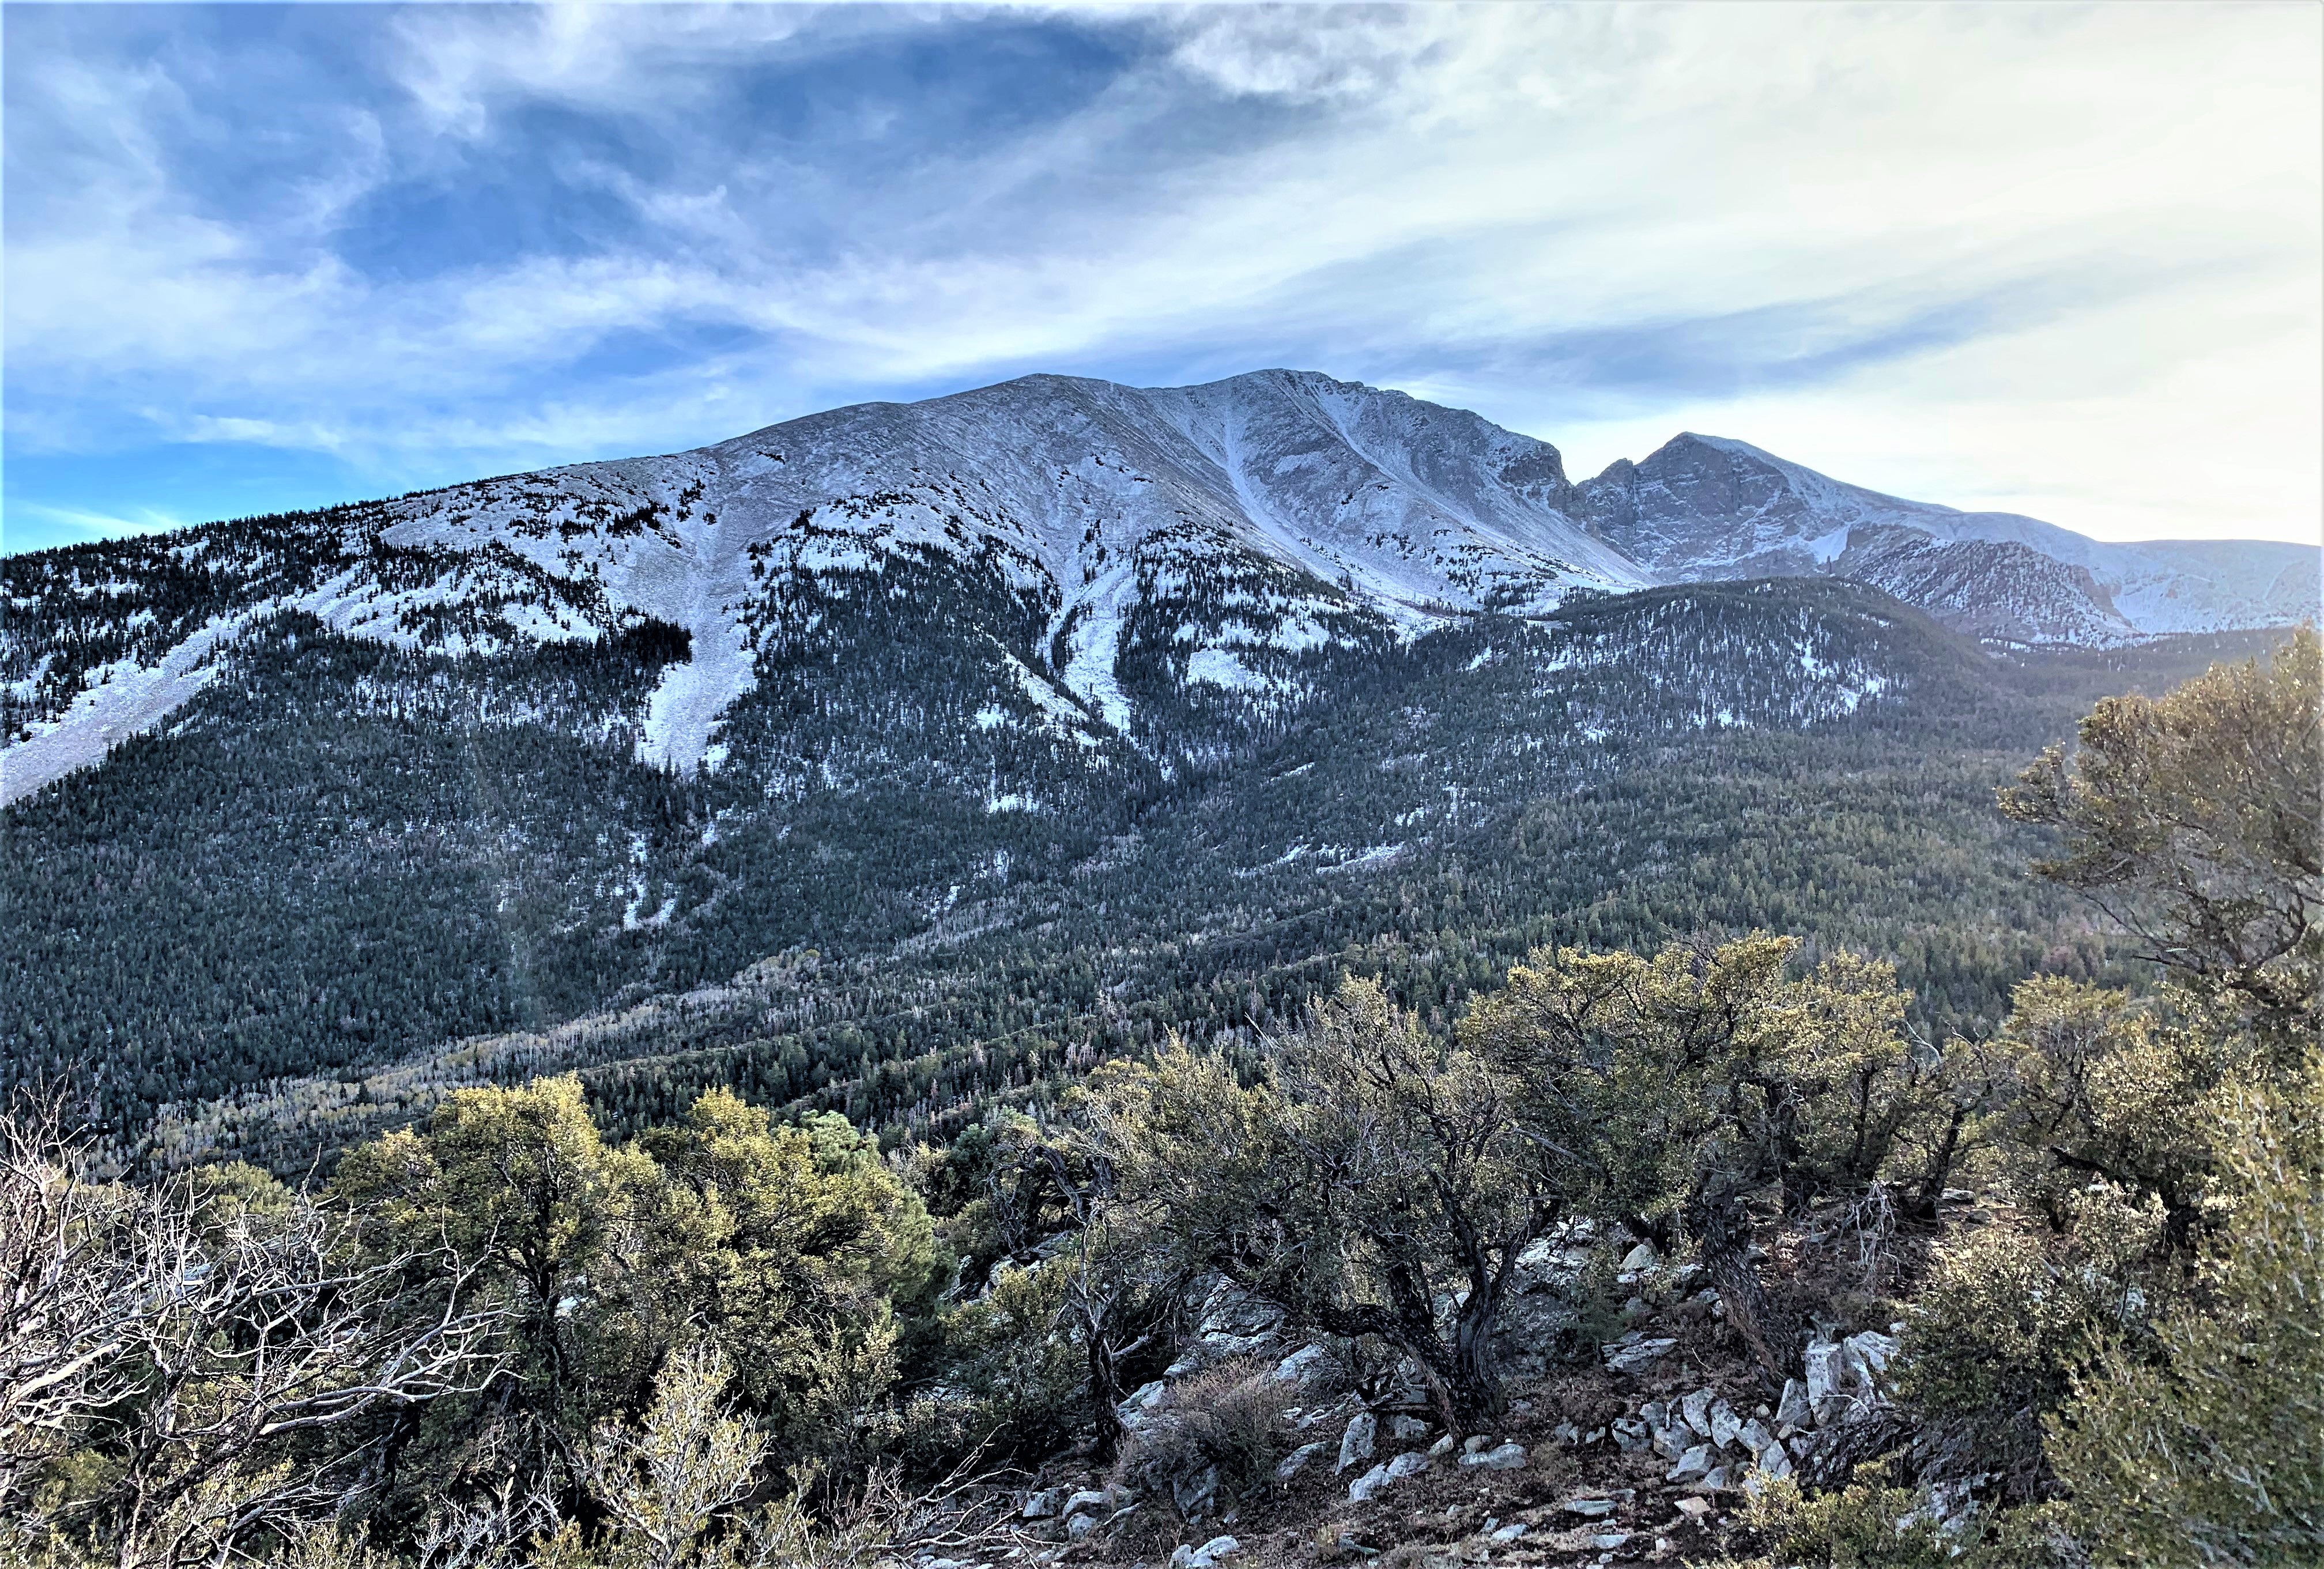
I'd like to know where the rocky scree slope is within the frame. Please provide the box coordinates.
[995,1223,1944,1568]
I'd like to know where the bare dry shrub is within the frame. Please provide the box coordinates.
[1116,1356,1302,1503]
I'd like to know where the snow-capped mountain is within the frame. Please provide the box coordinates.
[4,369,2314,807]
[1574,432,2319,644]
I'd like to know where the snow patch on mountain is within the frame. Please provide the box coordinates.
[1055,565,1138,734]
[1,614,247,806]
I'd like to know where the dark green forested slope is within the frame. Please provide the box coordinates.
[0,574,2280,1168]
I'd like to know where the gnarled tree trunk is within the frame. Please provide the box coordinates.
[1695,1196,1798,1386]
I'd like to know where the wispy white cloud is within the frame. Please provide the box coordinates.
[2,500,190,548]
[3,2,2317,545]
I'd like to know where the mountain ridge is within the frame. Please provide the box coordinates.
[5,367,2315,806]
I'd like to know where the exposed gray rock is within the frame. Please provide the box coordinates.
[1458,1442,1528,1471]
[1022,1489,1062,1520]
[1271,1344,1329,1385]
[1384,1450,1431,1481]
[1804,1339,1850,1424]
[1274,1442,1327,1481]
[1347,1462,1390,1503]
[1195,1281,1284,1339]
[1171,1465,1218,1519]
[1602,1332,1678,1374]
[1169,1535,1241,1569]
[1335,1411,1377,1474]
[1844,1330,1899,1388]
[1666,1444,1712,1483]
[1514,1236,1561,1271]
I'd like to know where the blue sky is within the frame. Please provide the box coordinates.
[5,2,2318,556]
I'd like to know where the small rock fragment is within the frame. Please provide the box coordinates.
[1666,1444,1712,1483]
[1274,1442,1326,1481]
[1601,1333,1679,1375]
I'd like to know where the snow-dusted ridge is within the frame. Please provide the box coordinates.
[5,368,2317,804]
[1574,432,2319,642]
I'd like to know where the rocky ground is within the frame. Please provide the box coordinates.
[935,1215,1933,1569]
